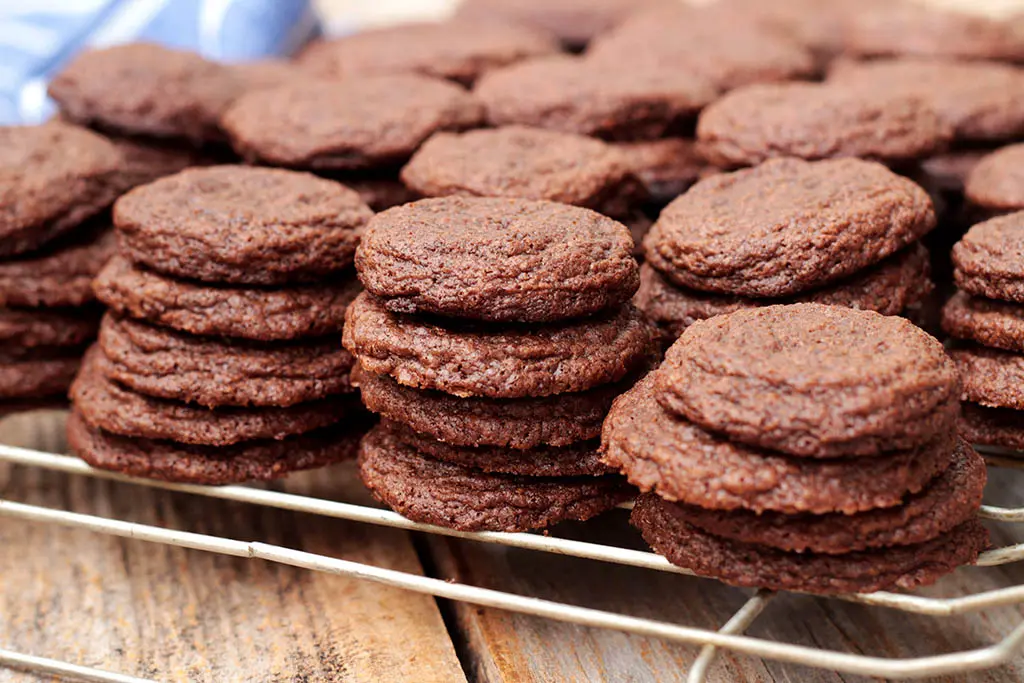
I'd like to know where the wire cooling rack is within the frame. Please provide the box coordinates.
[1,442,1024,682]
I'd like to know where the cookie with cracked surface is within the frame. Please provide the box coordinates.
[960,402,1024,451]
[113,166,372,285]
[644,158,936,298]
[98,314,355,408]
[965,146,1024,213]
[221,75,484,170]
[343,293,656,398]
[358,423,632,532]
[952,345,1024,411]
[0,307,100,349]
[356,196,638,322]
[94,255,360,341]
[952,211,1024,301]
[0,224,115,308]
[613,138,707,205]
[601,374,953,515]
[943,291,1024,353]
[632,493,988,595]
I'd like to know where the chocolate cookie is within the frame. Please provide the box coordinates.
[632,494,988,595]
[114,166,372,285]
[0,307,100,349]
[952,212,1024,301]
[952,346,1024,410]
[0,123,123,256]
[960,402,1024,451]
[965,145,1024,213]
[221,76,484,170]
[68,410,364,485]
[99,315,355,408]
[94,255,360,341]
[106,135,210,189]
[696,82,952,168]
[0,352,83,400]
[344,293,656,398]
[358,423,631,532]
[601,374,953,515]
[636,244,932,340]
[613,138,706,205]
[473,55,716,141]
[400,127,638,216]
[644,158,936,298]
[943,291,1024,352]
[356,196,638,322]
[48,43,241,143]
[0,225,115,308]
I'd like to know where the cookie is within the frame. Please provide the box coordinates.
[221,75,484,170]
[68,410,364,485]
[473,55,716,141]
[358,423,631,532]
[99,315,355,408]
[943,291,1024,352]
[0,308,100,349]
[636,243,932,340]
[0,123,123,256]
[632,494,988,595]
[601,374,953,515]
[613,138,706,205]
[952,346,1024,411]
[114,166,372,285]
[344,293,656,398]
[94,255,360,341]
[400,127,638,216]
[228,59,304,92]
[48,43,241,143]
[704,0,859,59]
[106,135,210,189]
[952,211,1024,301]
[644,158,936,298]
[356,196,638,322]
[0,351,83,400]
[0,225,115,308]
[960,402,1024,451]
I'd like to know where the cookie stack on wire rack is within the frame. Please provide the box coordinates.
[65,165,374,484]
[344,195,658,532]
[602,303,989,595]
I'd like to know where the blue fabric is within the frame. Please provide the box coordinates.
[0,0,319,124]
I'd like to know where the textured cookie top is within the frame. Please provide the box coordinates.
[697,82,952,168]
[951,346,1024,411]
[357,196,638,322]
[965,144,1024,211]
[114,166,372,285]
[953,212,1024,303]
[221,75,484,170]
[656,304,960,457]
[48,43,240,142]
[644,158,935,298]
[474,55,716,140]
[943,291,1024,353]
[0,225,116,308]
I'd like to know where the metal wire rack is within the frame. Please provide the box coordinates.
[1,441,1023,682]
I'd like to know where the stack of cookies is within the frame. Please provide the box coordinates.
[67,165,372,484]
[636,158,936,342]
[603,303,988,595]
[1,123,124,412]
[344,196,657,532]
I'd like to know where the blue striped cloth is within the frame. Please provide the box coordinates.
[0,0,319,125]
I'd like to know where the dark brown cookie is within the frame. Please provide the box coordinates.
[960,402,1024,451]
[48,43,241,143]
[354,365,624,449]
[632,494,988,595]
[943,290,1024,352]
[0,225,115,308]
[952,345,1024,411]
[0,307,100,349]
[601,373,953,515]
[221,76,484,170]
[473,55,716,141]
[356,196,638,322]
[68,410,364,485]
[0,351,83,400]
[636,243,932,341]
[0,123,123,256]
[400,127,638,216]
[965,145,1024,213]
[613,138,706,205]
[344,293,656,398]
[98,314,355,408]
[952,211,1024,301]
[94,255,360,341]
[358,423,631,532]
[114,166,372,285]
[106,135,210,189]
[696,82,952,168]
[644,158,936,298]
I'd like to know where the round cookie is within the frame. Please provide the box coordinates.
[221,75,484,170]
[0,226,115,308]
[99,315,356,408]
[358,423,631,532]
[636,243,932,341]
[68,411,364,485]
[965,145,1024,213]
[400,127,638,216]
[952,212,1024,301]
[632,494,988,595]
[0,123,123,257]
[942,291,1024,353]
[644,158,936,298]
[0,308,100,349]
[960,402,1024,451]
[47,43,241,143]
[356,196,638,322]
[473,55,716,141]
[613,138,707,205]
[601,374,954,515]
[952,346,1024,411]
[344,293,656,398]
[696,82,952,168]
[114,166,372,286]
[0,352,83,400]
[94,255,360,341]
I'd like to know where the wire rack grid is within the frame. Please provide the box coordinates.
[1,441,1023,683]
